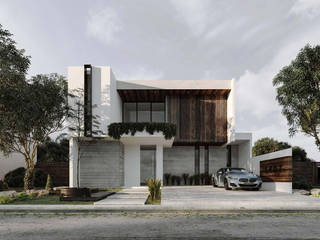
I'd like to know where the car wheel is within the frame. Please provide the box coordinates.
[224,179,231,190]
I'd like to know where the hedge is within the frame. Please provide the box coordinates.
[108,122,176,140]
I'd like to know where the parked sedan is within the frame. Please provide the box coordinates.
[212,168,262,190]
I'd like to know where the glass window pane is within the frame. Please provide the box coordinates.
[152,103,165,122]
[123,103,136,122]
[137,103,150,122]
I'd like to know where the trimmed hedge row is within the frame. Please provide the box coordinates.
[108,122,176,140]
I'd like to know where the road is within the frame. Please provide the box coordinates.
[1,212,320,239]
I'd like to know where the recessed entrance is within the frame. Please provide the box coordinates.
[140,146,156,185]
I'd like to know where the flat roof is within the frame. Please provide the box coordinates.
[117,79,233,90]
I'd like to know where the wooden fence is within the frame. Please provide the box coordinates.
[36,162,69,187]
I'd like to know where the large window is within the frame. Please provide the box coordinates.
[123,102,165,123]
[123,103,136,122]
[138,103,151,122]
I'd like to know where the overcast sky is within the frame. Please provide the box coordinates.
[1,0,320,160]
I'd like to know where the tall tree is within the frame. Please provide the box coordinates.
[273,44,320,151]
[0,73,68,189]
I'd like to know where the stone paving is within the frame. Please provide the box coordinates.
[94,187,149,205]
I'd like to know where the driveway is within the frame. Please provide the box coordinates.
[161,186,320,210]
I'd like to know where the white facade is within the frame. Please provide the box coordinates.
[68,65,251,188]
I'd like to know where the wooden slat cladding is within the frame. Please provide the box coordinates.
[117,89,230,102]
[260,157,293,182]
[167,95,227,145]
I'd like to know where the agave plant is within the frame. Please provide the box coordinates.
[146,178,161,201]
[164,173,171,186]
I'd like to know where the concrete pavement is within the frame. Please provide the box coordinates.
[0,186,320,212]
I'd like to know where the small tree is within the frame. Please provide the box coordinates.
[273,44,320,152]
[68,88,103,188]
[45,174,53,191]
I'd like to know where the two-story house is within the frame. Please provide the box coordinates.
[68,65,252,188]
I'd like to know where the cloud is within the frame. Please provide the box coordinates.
[170,0,211,36]
[289,0,320,18]
[86,7,122,44]
[115,66,163,80]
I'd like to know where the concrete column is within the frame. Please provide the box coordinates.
[156,144,163,183]
[227,145,232,167]
[204,145,209,174]
[124,144,140,187]
[69,137,78,187]
[194,145,200,184]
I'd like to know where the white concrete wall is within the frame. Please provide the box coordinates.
[209,146,228,174]
[251,148,292,193]
[0,152,25,179]
[227,78,235,143]
[231,145,239,167]
[156,144,163,183]
[238,141,252,170]
[68,66,122,136]
[69,137,78,187]
[124,144,140,187]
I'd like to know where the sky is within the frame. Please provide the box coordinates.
[0,0,320,160]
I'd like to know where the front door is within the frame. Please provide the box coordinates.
[140,146,156,185]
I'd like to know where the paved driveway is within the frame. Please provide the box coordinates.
[161,186,320,210]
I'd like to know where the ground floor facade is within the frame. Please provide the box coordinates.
[69,133,252,188]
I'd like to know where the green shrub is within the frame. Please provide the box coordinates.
[175,176,181,185]
[194,174,200,185]
[45,174,53,191]
[4,167,26,188]
[293,175,312,190]
[146,178,161,202]
[14,192,35,201]
[108,122,176,140]
[170,175,176,185]
[164,173,171,186]
[182,173,189,185]
[33,169,48,188]
[0,196,13,204]
[0,180,8,191]
[189,176,194,185]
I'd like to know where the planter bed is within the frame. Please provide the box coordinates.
[60,191,115,202]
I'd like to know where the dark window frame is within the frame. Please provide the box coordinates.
[122,101,166,123]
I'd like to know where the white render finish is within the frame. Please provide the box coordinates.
[124,144,140,187]
[68,66,122,135]
[69,137,78,187]
[156,144,163,183]
[0,152,25,179]
[227,78,235,143]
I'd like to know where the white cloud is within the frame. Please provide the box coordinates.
[289,0,320,18]
[170,0,211,36]
[87,7,122,44]
[115,66,163,80]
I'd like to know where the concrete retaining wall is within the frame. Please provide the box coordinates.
[251,148,292,193]
[163,146,228,178]
[79,140,124,188]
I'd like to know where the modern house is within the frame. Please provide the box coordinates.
[68,65,252,188]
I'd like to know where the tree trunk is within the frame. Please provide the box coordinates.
[77,142,80,188]
[24,166,34,190]
[314,132,320,152]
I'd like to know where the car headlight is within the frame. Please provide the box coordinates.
[228,177,238,181]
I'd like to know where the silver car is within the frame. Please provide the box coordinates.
[213,168,262,190]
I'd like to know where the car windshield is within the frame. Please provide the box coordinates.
[226,168,247,173]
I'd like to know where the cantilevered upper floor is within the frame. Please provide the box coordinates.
[68,65,235,145]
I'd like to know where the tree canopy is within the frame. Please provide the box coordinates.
[0,24,68,189]
[252,137,291,157]
[273,44,320,152]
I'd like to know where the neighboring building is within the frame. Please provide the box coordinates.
[68,65,252,188]
[0,152,25,179]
